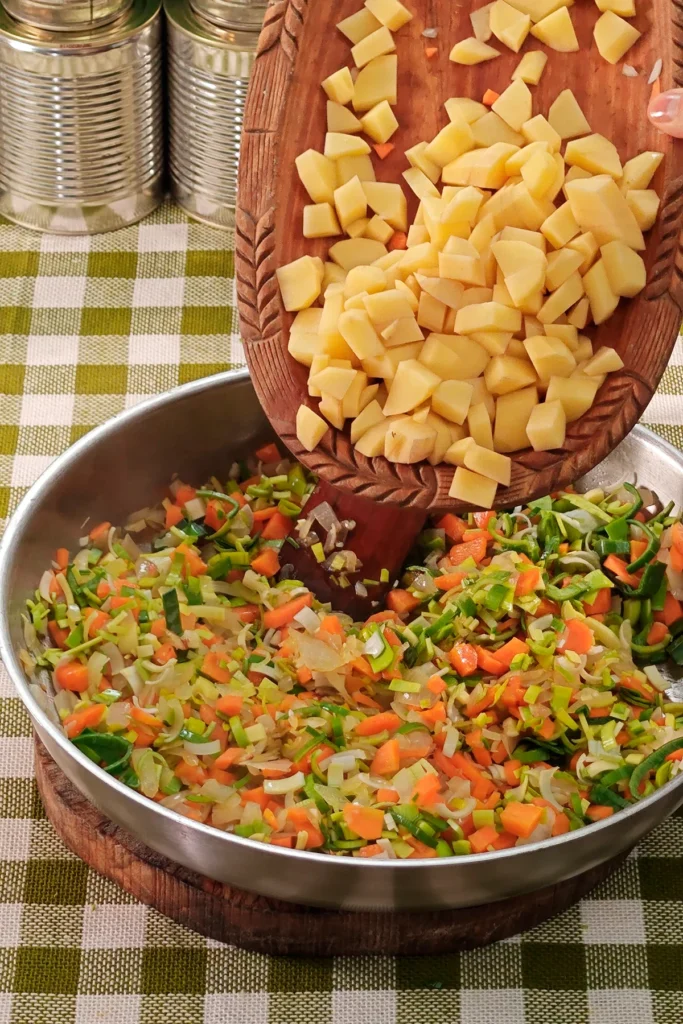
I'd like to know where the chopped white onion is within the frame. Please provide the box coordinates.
[184,739,222,756]
[293,606,321,633]
[355,582,368,598]
[422,26,438,37]
[644,664,669,692]
[648,58,662,84]
[264,771,305,795]
[39,571,55,602]
[363,631,385,658]
[622,64,638,77]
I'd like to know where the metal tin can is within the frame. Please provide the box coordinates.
[0,0,164,234]
[188,0,264,31]
[1,0,132,32]
[165,0,264,230]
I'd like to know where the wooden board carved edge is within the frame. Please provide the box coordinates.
[35,735,627,956]
[236,0,683,511]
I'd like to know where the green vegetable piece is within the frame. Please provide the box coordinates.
[162,589,182,636]
[626,519,660,573]
[630,737,683,798]
[229,715,249,748]
[71,729,132,776]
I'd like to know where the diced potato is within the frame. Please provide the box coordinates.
[361,350,397,379]
[449,37,500,64]
[472,112,525,148]
[600,240,646,297]
[355,418,393,456]
[350,399,385,443]
[322,67,355,106]
[521,115,561,153]
[468,377,496,418]
[491,239,547,278]
[288,331,321,366]
[521,149,558,199]
[381,316,424,346]
[445,436,476,466]
[403,168,441,200]
[336,154,376,185]
[325,133,371,161]
[351,25,396,68]
[563,166,593,194]
[346,215,369,237]
[485,354,537,394]
[364,288,415,324]
[564,175,644,250]
[596,0,634,13]
[419,276,466,309]
[420,332,490,379]
[383,358,442,415]
[544,323,578,349]
[360,100,399,144]
[337,8,382,43]
[524,335,576,381]
[384,342,424,373]
[546,374,599,421]
[425,120,476,168]
[626,190,660,231]
[505,141,550,176]
[541,203,580,248]
[446,97,489,124]
[426,412,458,464]
[326,101,363,134]
[493,386,538,451]
[334,175,367,230]
[548,90,591,140]
[329,238,388,270]
[545,247,584,290]
[526,399,566,450]
[568,296,590,330]
[530,7,578,50]
[405,142,441,184]
[310,366,357,400]
[464,443,512,485]
[449,466,498,508]
[490,0,530,52]
[295,149,338,204]
[507,338,530,358]
[621,152,664,192]
[342,370,371,417]
[407,224,430,246]
[444,142,521,189]
[524,314,544,338]
[455,300,522,334]
[538,272,584,323]
[471,2,494,40]
[296,405,329,451]
[506,0,572,22]
[470,330,513,356]
[512,49,547,83]
[345,292,369,311]
[582,258,619,324]
[385,418,436,462]
[574,334,593,361]
[322,262,346,292]
[492,79,532,132]
[417,292,447,331]
[344,265,386,299]
[594,10,640,63]
[364,0,412,30]
[276,255,322,311]
[439,251,486,287]
[290,308,323,335]
[432,379,474,424]
[396,278,420,308]
[565,134,622,180]
[566,231,599,274]
[468,402,495,449]
[308,354,330,397]
[362,181,408,230]
[399,241,439,273]
[338,309,385,359]
[352,55,398,112]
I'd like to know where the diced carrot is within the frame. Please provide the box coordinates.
[450,536,487,565]
[201,651,232,685]
[436,514,468,543]
[536,598,561,617]
[672,521,683,553]
[583,588,612,615]
[499,674,524,709]
[151,642,175,666]
[670,545,683,573]
[552,812,570,836]
[292,743,334,774]
[149,617,166,638]
[538,716,555,741]
[386,589,421,615]
[604,555,639,586]
[654,590,683,627]
[356,843,383,858]
[427,675,447,694]
[462,528,489,544]
[297,666,313,684]
[208,767,236,786]
[365,610,400,624]
[54,547,69,571]
[130,705,163,731]
[504,759,522,786]
[47,620,69,651]
[515,566,541,597]
[494,636,529,669]
[650,76,661,102]
[500,802,543,838]
[350,655,380,679]
[371,738,400,775]
[213,747,243,770]
[482,88,499,105]
[388,230,407,250]
[666,748,683,762]
[55,661,90,693]
[476,646,506,676]
[84,607,112,636]
[255,442,281,463]
[203,500,226,533]
[464,687,495,719]
[630,539,649,563]
[647,621,669,645]
[377,787,399,803]
[252,506,278,522]
[165,503,184,530]
[412,772,441,808]
[216,694,244,717]
[449,642,478,676]
[241,786,269,811]
[354,691,382,709]
[251,548,280,577]
[586,804,614,822]
[88,521,111,548]
[175,761,208,786]
[435,571,467,592]
[557,618,594,655]
[469,825,499,853]
[236,604,260,624]
[263,593,313,630]
[174,484,197,505]
[270,835,294,848]
[343,802,384,840]
[63,704,106,738]
[373,142,395,159]
[421,701,447,726]
[176,543,208,577]
[355,711,401,736]
[261,511,293,540]
[319,614,344,636]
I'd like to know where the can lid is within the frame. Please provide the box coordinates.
[0,0,160,47]
[164,0,259,45]
[188,0,266,31]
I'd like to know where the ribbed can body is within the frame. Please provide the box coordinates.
[165,0,259,230]
[0,0,164,234]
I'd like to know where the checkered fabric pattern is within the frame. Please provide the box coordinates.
[1,200,683,1024]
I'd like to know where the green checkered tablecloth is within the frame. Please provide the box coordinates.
[1,200,683,1024]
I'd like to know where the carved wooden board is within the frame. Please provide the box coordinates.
[35,735,627,955]
[237,0,683,511]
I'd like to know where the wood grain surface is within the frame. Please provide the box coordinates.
[236,0,683,512]
[34,734,627,955]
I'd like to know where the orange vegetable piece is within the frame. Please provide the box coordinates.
[427,675,447,694]
[55,661,90,693]
[388,230,407,250]
[216,693,244,717]
[412,772,441,808]
[436,514,468,543]
[213,747,243,770]
[261,511,293,540]
[435,571,467,591]
[63,704,105,738]
[130,705,163,731]
[424,46,437,57]
[255,442,281,463]
[503,759,522,786]
[604,555,639,586]
[54,548,69,571]
[475,646,506,676]
[175,761,208,786]
[494,636,529,669]
[376,787,399,803]
[250,548,280,577]
[647,621,669,646]
[557,618,594,655]
[263,593,313,630]
[654,591,683,627]
[586,804,614,822]
[421,701,446,726]
[355,711,401,736]
[552,812,570,835]
[252,506,278,522]
[165,503,184,530]
[670,545,683,573]
[483,88,499,105]
[373,142,395,159]
[358,843,384,857]
[515,566,541,597]
[241,786,269,810]
[450,535,487,565]
[500,802,543,838]
[343,802,384,840]
[152,642,176,666]
[469,825,499,853]
[201,651,232,685]
[84,608,112,635]
[386,589,421,615]
[176,542,207,577]
[371,738,400,775]
[449,642,478,676]
[88,521,111,548]
[583,588,612,615]
[319,614,344,636]
[630,539,648,563]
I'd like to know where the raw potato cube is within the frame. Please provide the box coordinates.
[297,405,329,451]
[471,3,494,40]
[419,276,466,309]
[322,262,346,291]
[621,152,664,192]
[364,288,414,324]
[600,240,646,297]
[492,80,532,132]
[351,25,396,68]
[512,50,547,83]
[346,216,371,239]
[491,239,547,279]
[566,231,599,274]
[276,255,322,311]
[444,142,521,189]
[574,334,593,361]
[521,149,558,198]
[295,149,338,204]
[470,330,513,355]
[417,292,447,331]
[362,181,408,230]
[290,308,323,335]
[338,309,385,359]
[524,335,576,381]
[350,399,385,443]
[342,370,371,417]
[355,418,393,456]
[329,238,388,270]
[594,10,640,64]
[493,386,538,452]
[327,101,363,134]
[337,154,376,185]
[455,300,522,334]
[352,55,398,112]
[445,436,476,466]
[289,331,321,366]
[626,190,660,231]
[325,132,371,160]
[582,258,619,323]
[420,333,490,379]
[432,379,474,424]
[544,323,578,349]
[468,377,496,418]
[403,167,441,200]
[385,342,423,375]
[322,67,355,105]
[568,296,590,329]
[405,142,441,183]
[565,135,622,180]
[485,354,537,394]
[425,120,475,168]
[318,393,345,429]
[546,375,599,421]
[426,412,458,465]
[381,316,424,346]
[564,175,644,250]
[530,7,578,50]
[446,97,489,124]
[538,272,584,323]
[548,90,591,140]
[344,265,386,298]
[468,402,495,449]
[522,115,561,153]
[449,38,501,64]
[311,366,357,400]
[399,241,439,273]
[506,0,572,22]
[596,0,635,13]
[383,359,442,415]
[360,100,399,144]
[472,112,525,148]
[490,0,530,52]
[365,215,395,244]
[526,399,566,450]
[338,8,382,43]
[364,0,412,31]
[545,247,584,290]
[303,202,341,239]
[505,141,551,176]
[439,251,486,286]
[334,176,367,230]
[385,418,436,463]
[449,466,498,508]
[541,203,580,248]
[464,443,512,485]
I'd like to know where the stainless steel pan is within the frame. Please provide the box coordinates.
[1,369,682,911]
